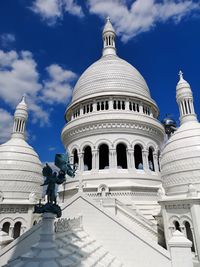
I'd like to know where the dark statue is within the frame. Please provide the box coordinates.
[34,153,76,217]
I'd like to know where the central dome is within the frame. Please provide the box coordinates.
[72,54,153,105]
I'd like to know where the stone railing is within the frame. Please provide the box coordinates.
[69,97,156,121]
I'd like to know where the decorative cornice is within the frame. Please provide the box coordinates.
[0,206,29,214]
[165,203,190,210]
[62,119,164,147]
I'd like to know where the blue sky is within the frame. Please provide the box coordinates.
[0,0,200,163]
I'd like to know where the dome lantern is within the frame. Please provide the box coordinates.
[12,95,28,140]
[176,71,197,125]
[102,17,116,56]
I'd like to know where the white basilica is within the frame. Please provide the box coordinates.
[0,18,200,267]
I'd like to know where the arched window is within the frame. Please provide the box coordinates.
[148,147,155,171]
[99,144,109,169]
[83,146,92,171]
[134,144,143,169]
[174,221,181,231]
[116,143,127,169]
[13,222,21,239]
[2,222,10,234]
[73,149,79,166]
[33,221,37,226]
[185,221,195,252]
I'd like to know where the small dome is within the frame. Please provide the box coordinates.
[71,54,155,105]
[161,120,200,196]
[0,138,43,201]
[0,96,43,201]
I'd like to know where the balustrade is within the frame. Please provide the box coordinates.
[69,97,155,121]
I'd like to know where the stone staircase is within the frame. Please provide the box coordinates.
[134,200,160,224]
[115,200,158,241]
[55,228,123,267]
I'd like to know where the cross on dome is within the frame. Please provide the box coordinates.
[178,70,183,80]
[177,70,188,85]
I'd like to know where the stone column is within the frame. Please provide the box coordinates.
[92,149,98,170]
[109,149,114,168]
[93,100,97,112]
[109,98,113,110]
[127,148,134,169]
[69,155,73,165]
[142,149,148,171]
[125,98,129,110]
[80,105,83,116]
[139,102,143,114]
[168,230,193,267]
[10,226,14,238]
[109,148,117,168]
[150,108,153,117]
[78,152,84,172]
[153,152,159,172]
[131,149,135,169]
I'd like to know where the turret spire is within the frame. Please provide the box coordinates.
[12,95,28,139]
[176,71,197,125]
[102,17,116,56]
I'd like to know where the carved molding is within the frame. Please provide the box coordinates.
[163,174,200,188]
[166,203,190,210]
[0,206,29,214]
[54,216,82,233]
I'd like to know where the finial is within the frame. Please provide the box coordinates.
[106,16,110,22]
[21,93,26,103]
[179,70,183,80]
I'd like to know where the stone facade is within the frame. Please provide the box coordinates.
[0,18,200,267]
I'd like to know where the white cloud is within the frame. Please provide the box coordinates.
[88,0,200,42]
[0,50,77,127]
[0,33,15,48]
[31,0,83,24]
[0,50,41,106]
[30,0,200,40]
[41,64,76,104]
[0,108,13,143]
[63,0,84,17]
[31,0,62,25]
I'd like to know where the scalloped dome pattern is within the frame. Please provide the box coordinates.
[0,138,43,200]
[72,55,153,104]
[161,121,200,195]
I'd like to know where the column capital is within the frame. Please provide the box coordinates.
[142,149,148,155]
